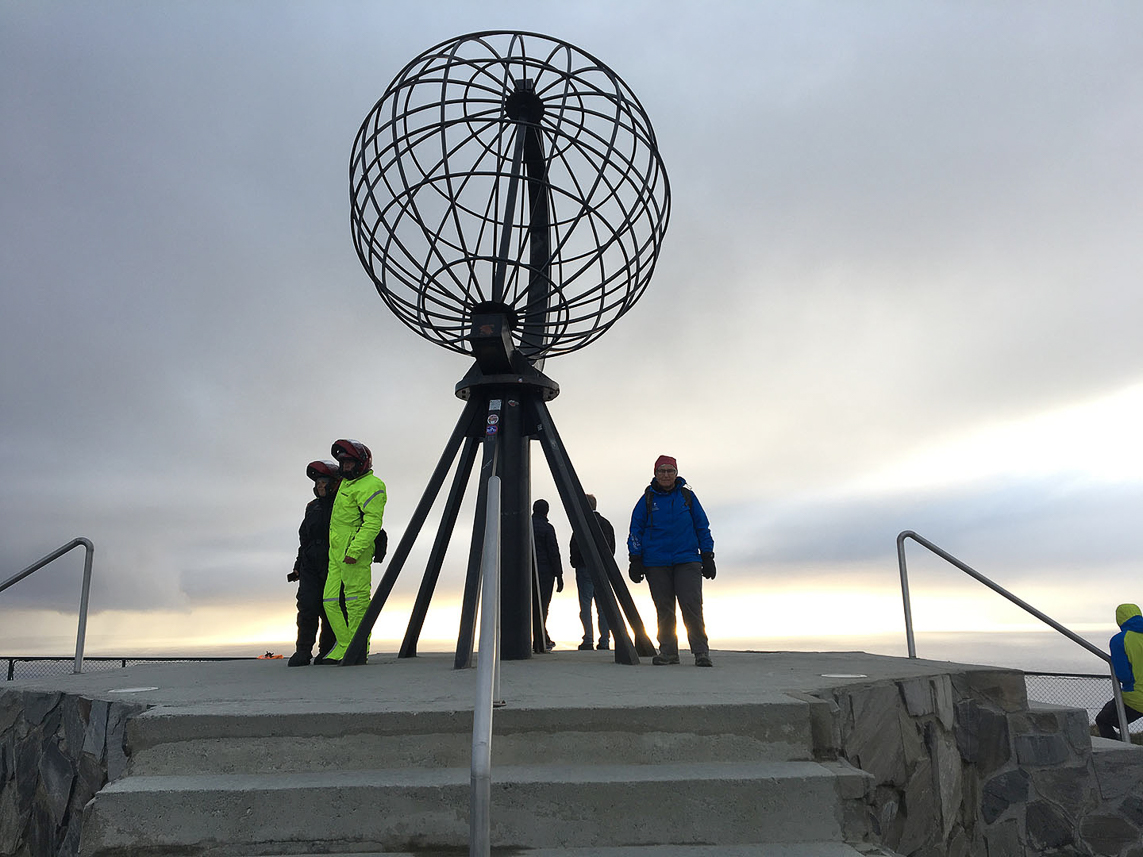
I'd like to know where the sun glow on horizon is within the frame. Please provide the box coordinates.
[0,579,1117,658]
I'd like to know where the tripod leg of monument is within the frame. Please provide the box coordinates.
[497,392,533,660]
[342,398,482,666]
[455,418,499,669]
[528,396,646,664]
[399,434,480,658]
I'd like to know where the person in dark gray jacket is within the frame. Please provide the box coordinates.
[569,493,615,651]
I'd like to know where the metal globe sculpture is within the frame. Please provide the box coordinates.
[344,32,667,667]
[350,30,670,361]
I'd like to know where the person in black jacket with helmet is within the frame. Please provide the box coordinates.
[287,460,343,666]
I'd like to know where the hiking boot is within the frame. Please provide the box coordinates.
[652,653,680,665]
[578,641,594,651]
[287,651,311,667]
[596,641,610,651]
[314,656,340,665]
[695,653,713,668]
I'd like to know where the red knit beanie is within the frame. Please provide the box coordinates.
[654,455,677,472]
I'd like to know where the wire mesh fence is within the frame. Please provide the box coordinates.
[1023,671,1141,734]
[3,656,254,682]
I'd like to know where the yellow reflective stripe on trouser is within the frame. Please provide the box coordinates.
[322,560,372,660]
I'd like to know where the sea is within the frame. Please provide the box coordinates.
[2,628,1114,676]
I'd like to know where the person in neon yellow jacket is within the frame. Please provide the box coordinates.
[1096,602,1143,739]
[320,438,386,665]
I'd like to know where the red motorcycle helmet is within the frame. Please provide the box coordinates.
[306,459,341,482]
[331,438,372,472]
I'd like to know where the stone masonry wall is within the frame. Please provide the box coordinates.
[0,689,143,857]
[820,669,1143,857]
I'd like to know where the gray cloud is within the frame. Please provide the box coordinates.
[718,477,1143,572]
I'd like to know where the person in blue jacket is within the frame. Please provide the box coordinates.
[627,455,716,667]
[1096,603,1143,739]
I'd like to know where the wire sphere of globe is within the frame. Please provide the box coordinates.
[350,31,671,360]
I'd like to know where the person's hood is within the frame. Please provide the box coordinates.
[1117,603,1143,628]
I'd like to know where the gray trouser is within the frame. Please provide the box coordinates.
[574,566,611,644]
[645,561,707,656]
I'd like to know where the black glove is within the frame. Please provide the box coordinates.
[701,552,716,580]
[556,574,564,593]
[628,556,645,584]
[287,570,299,582]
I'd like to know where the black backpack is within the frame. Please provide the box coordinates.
[373,528,388,563]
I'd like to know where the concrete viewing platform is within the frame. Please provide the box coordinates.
[6,648,988,714]
[3,649,1143,856]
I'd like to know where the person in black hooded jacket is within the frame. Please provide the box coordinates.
[532,499,564,650]
[286,460,344,666]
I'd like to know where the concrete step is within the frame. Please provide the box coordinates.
[80,760,871,856]
[259,846,905,857]
[129,727,811,775]
[125,699,821,775]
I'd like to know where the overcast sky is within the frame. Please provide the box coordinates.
[3,1,1142,663]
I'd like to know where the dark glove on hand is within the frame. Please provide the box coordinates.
[628,556,645,584]
[287,570,299,582]
[701,552,716,580]
[556,575,564,593]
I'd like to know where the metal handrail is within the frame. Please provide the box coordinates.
[897,530,1131,743]
[471,476,503,856]
[0,538,94,674]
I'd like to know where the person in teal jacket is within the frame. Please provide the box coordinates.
[322,438,386,665]
[627,455,716,667]
[1096,602,1143,739]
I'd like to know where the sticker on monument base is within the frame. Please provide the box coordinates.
[486,425,498,435]
[109,687,159,693]
[490,399,502,410]
[487,414,499,425]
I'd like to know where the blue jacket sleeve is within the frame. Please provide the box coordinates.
[1111,631,1135,690]
[627,497,647,557]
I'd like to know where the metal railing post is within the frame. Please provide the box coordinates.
[897,529,1132,742]
[73,538,94,674]
[1,537,95,674]
[896,531,917,658]
[1111,663,1132,744]
[471,476,502,857]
